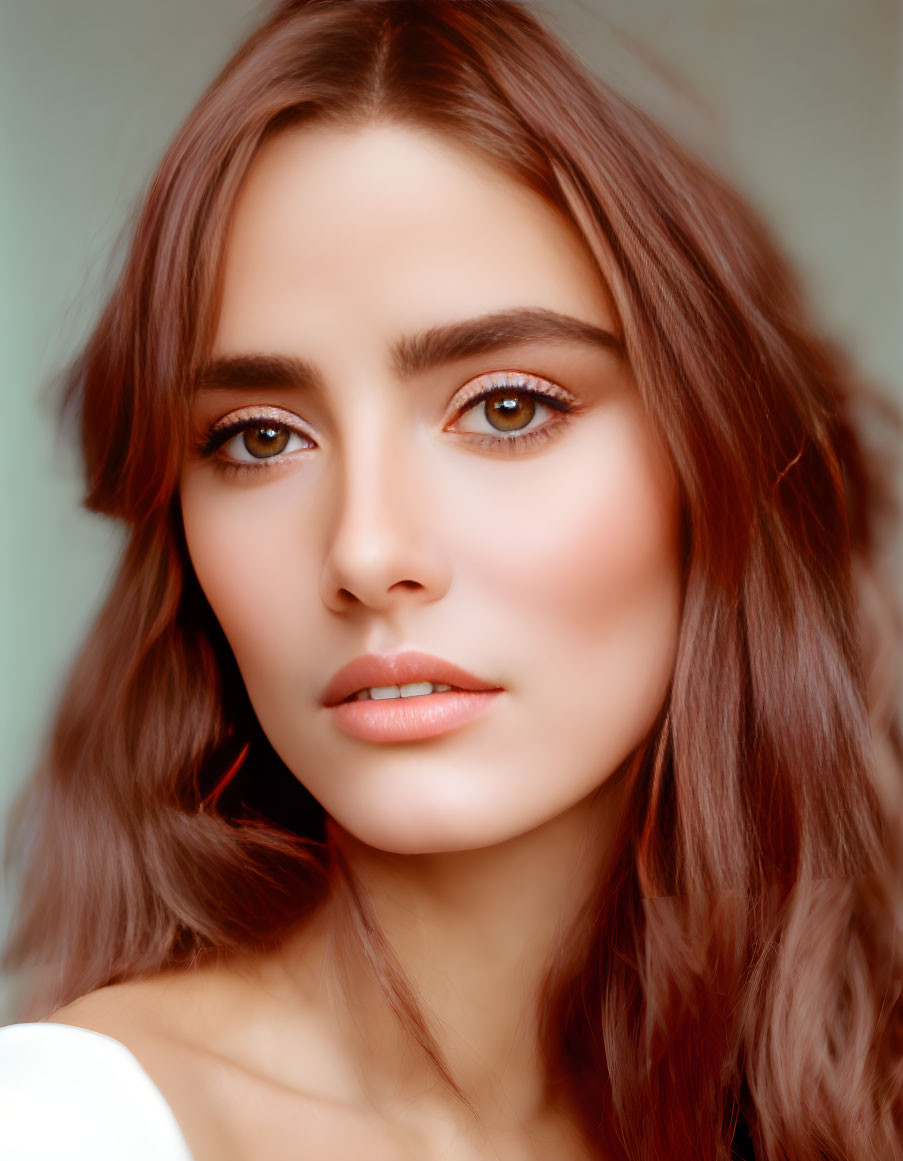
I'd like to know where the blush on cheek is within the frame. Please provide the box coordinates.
[560,475,681,620]
[465,406,681,623]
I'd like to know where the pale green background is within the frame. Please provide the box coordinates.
[1,0,901,1017]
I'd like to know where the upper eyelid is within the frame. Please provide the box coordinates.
[203,369,576,433]
[451,370,575,411]
[206,403,309,436]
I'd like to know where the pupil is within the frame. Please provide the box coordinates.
[486,392,535,432]
[243,426,289,458]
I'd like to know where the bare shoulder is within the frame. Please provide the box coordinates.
[46,973,243,1161]
[45,971,228,1080]
[46,967,227,1043]
[48,975,179,1031]
[44,967,395,1161]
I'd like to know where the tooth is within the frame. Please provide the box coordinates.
[400,682,433,698]
[370,685,401,700]
[358,682,456,701]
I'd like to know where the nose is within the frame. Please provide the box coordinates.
[318,425,452,615]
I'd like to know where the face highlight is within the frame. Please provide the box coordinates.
[179,123,683,854]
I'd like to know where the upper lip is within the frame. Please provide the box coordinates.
[321,650,502,707]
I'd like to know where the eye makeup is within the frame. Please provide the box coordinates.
[191,369,586,478]
[445,371,582,455]
[188,404,314,480]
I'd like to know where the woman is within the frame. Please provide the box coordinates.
[2,1,901,1158]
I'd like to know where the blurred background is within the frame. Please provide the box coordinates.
[1,0,900,1019]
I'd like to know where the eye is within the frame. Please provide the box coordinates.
[198,408,315,471]
[456,388,553,434]
[447,371,578,449]
[219,422,312,463]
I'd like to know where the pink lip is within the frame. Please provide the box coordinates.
[321,650,504,744]
[328,689,502,744]
[321,649,502,707]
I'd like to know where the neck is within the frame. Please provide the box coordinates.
[265,770,631,1146]
[246,766,626,1147]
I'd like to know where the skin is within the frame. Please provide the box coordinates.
[50,123,684,1161]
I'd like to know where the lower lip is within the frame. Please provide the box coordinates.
[326,689,503,743]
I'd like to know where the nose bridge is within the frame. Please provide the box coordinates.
[319,396,449,612]
[336,407,410,546]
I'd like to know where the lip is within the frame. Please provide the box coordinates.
[327,689,503,744]
[321,649,503,708]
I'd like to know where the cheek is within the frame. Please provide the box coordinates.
[542,445,681,658]
[447,402,682,645]
[179,474,318,677]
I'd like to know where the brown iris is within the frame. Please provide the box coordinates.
[484,390,536,432]
[243,425,290,458]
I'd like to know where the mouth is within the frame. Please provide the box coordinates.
[321,650,504,743]
[321,649,502,708]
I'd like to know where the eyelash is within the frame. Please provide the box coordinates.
[196,375,581,478]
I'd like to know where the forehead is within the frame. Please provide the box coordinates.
[213,121,617,359]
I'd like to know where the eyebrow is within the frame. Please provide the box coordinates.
[196,307,622,393]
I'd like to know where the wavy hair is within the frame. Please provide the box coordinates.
[5,2,903,1157]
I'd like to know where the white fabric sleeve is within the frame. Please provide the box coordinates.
[0,1021,194,1161]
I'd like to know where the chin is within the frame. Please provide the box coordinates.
[325,786,593,857]
[330,807,508,856]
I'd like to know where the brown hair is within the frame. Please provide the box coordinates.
[5,2,902,1157]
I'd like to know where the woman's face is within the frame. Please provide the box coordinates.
[180,123,683,854]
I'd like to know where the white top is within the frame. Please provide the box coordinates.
[0,1022,194,1160]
